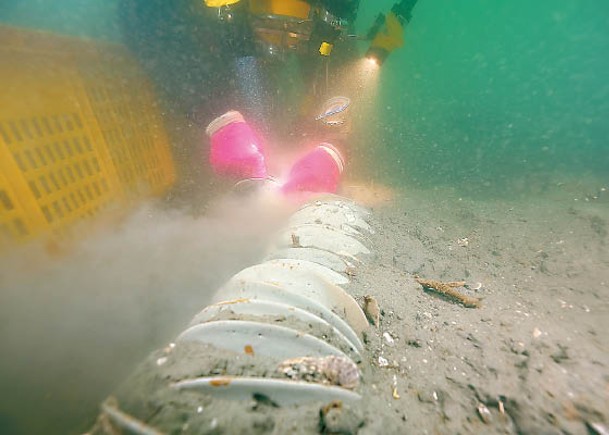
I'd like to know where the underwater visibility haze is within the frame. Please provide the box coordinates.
[0,0,608,434]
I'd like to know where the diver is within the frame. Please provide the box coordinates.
[202,0,420,131]
[201,0,420,195]
[118,0,419,195]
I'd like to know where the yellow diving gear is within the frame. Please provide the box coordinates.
[366,12,405,65]
[319,41,333,56]
[204,0,241,7]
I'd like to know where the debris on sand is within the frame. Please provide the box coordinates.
[319,400,363,434]
[291,233,301,248]
[391,375,400,400]
[477,403,492,424]
[414,276,482,308]
[586,421,609,435]
[362,295,381,327]
[278,356,360,389]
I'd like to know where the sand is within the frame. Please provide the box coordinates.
[1,178,607,434]
[85,181,608,434]
[350,184,608,433]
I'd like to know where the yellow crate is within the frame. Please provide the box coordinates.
[0,26,175,251]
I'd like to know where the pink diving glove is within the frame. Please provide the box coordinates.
[281,143,345,195]
[206,110,268,180]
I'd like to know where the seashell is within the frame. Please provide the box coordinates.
[477,403,492,424]
[277,356,360,389]
[321,355,360,389]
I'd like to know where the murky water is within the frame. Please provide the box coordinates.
[1,0,607,433]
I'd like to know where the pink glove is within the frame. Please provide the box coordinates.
[281,143,345,194]
[206,111,268,180]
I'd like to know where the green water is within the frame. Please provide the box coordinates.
[356,0,609,195]
[0,0,120,41]
[2,0,606,196]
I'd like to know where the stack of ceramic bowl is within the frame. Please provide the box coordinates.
[96,195,374,432]
[174,195,373,404]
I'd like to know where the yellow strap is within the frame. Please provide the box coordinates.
[370,12,404,52]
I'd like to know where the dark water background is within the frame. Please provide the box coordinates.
[1,1,608,434]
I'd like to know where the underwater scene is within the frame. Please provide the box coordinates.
[0,1,607,434]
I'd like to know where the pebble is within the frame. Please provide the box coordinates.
[477,403,493,424]
[417,390,438,403]
[383,332,395,346]
[378,356,389,367]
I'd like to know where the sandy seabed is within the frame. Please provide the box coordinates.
[342,183,609,434]
[2,181,608,434]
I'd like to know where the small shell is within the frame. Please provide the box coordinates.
[391,374,400,399]
[383,332,395,346]
[363,295,380,327]
[378,356,389,367]
[457,237,469,247]
[587,422,609,435]
[477,403,492,424]
[277,356,360,389]
[321,355,360,389]
[392,386,400,399]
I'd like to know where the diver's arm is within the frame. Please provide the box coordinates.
[366,0,420,65]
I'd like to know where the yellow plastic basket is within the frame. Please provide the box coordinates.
[0,26,175,252]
